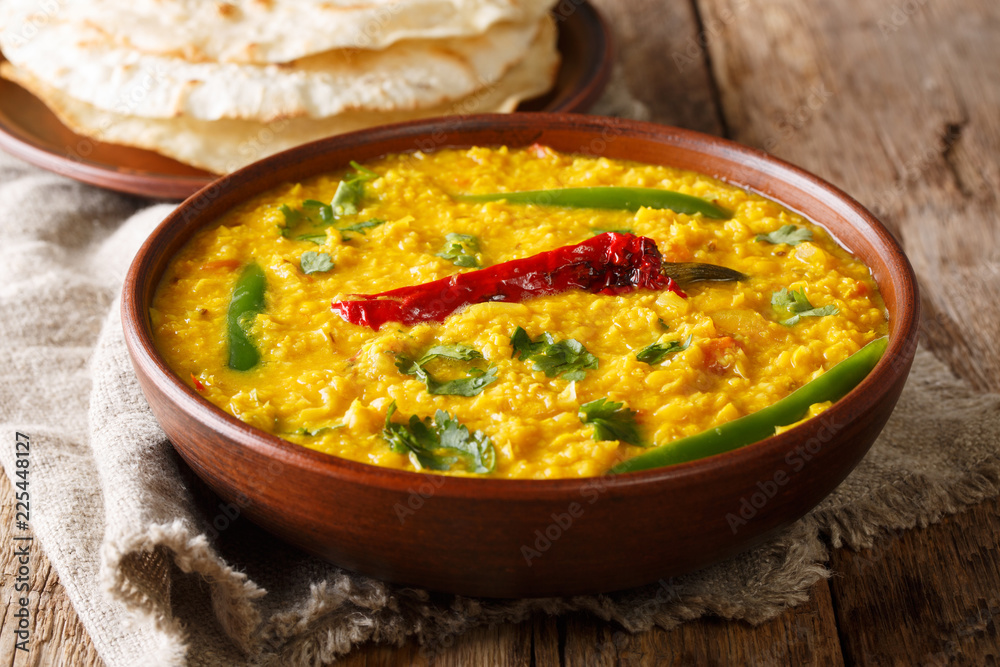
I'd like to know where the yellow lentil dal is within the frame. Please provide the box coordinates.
[151,146,887,479]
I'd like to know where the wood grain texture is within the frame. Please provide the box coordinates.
[829,496,1000,666]
[693,0,1000,665]
[562,581,844,666]
[0,473,104,667]
[698,0,1000,392]
[337,621,532,667]
[590,0,726,135]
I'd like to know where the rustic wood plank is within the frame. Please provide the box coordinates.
[338,621,532,667]
[532,614,563,667]
[0,472,104,667]
[698,0,1000,390]
[829,496,1000,665]
[693,0,1000,664]
[589,0,725,135]
[562,580,843,666]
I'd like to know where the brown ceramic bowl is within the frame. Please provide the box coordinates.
[122,114,919,598]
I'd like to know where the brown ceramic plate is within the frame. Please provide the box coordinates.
[0,4,611,200]
[122,114,919,598]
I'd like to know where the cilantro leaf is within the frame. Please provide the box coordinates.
[437,233,480,268]
[433,410,495,473]
[771,287,840,326]
[510,326,546,359]
[337,218,386,241]
[331,180,363,216]
[509,327,598,381]
[302,199,334,223]
[756,224,813,246]
[278,204,303,237]
[295,232,329,244]
[579,398,641,446]
[396,343,496,396]
[531,339,598,381]
[331,162,379,217]
[396,343,483,374]
[636,334,693,365]
[420,344,483,363]
[413,366,498,397]
[280,197,383,243]
[290,423,345,437]
[383,404,455,471]
[278,200,336,237]
[382,402,496,473]
[591,226,634,236]
[350,160,379,179]
[300,251,334,274]
[278,159,379,239]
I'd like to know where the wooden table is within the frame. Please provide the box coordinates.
[3,0,999,663]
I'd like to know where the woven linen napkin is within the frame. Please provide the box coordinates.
[2,101,1000,666]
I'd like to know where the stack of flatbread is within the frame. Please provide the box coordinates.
[0,0,559,174]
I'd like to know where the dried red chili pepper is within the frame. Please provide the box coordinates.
[332,233,744,331]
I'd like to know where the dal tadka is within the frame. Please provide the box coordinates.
[150,147,888,479]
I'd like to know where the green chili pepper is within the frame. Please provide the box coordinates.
[609,336,888,474]
[227,262,267,371]
[455,187,730,219]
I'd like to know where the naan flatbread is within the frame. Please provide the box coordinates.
[0,0,555,63]
[0,19,559,174]
[0,16,546,121]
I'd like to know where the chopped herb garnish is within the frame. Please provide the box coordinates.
[350,160,379,179]
[300,251,334,274]
[510,327,598,382]
[279,200,336,237]
[382,402,496,473]
[409,344,484,367]
[579,398,641,446]
[771,287,839,326]
[410,366,498,397]
[278,204,303,237]
[396,343,497,396]
[281,201,384,242]
[437,233,480,268]
[510,326,545,359]
[331,161,379,217]
[291,423,345,437]
[636,334,693,365]
[337,218,385,241]
[295,232,329,244]
[302,199,335,223]
[591,226,634,236]
[756,224,813,246]
[657,317,669,331]
[278,161,380,238]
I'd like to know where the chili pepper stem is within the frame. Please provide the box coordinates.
[661,262,748,285]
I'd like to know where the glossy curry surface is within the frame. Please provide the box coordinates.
[151,146,886,479]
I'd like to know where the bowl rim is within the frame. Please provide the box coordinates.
[122,112,920,500]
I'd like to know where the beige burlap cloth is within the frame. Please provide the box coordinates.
[2,89,1000,665]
